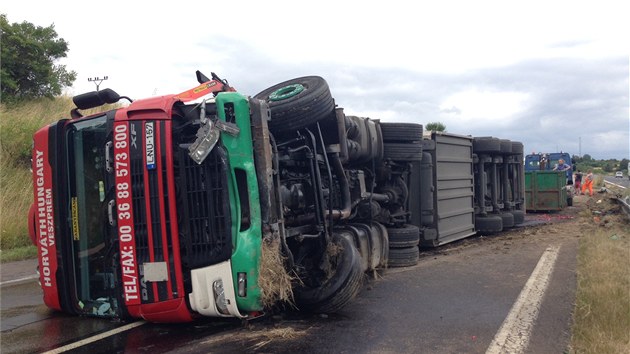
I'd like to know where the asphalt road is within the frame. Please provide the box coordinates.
[603,175,629,189]
[1,213,580,354]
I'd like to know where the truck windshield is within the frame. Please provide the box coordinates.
[525,155,540,170]
[66,115,119,317]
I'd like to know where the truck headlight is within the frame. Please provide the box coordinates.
[188,120,220,164]
[212,279,229,315]
[237,272,247,297]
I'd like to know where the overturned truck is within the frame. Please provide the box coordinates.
[29,72,524,322]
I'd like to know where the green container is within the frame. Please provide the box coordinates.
[524,171,567,211]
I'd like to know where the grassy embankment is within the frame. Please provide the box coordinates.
[1,97,76,261]
[0,97,115,262]
[570,197,630,353]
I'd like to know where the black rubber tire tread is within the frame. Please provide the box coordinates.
[254,76,335,134]
[473,137,501,153]
[567,197,573,207]
[387,246,420,268]
[511,141,524,155]
[475,215,503,233]
[500,139,512,154]
[498,212,515,228]
[512,210,525,225]
[387,224,420,248]
[380,123,423,142]
[294,236,364,314]
[383,143,423,161]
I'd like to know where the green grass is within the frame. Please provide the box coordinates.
[0,97,117,261]
[570,215,630,353]
[0,245,38,262]
[1,97,75,257]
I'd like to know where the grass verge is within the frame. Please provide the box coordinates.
[0,245,38,263]
[570,215,630,353]
[1,97,119,259]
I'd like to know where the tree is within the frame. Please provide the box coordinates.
[602,162,613,172]
[1,14,76,104]
[426,122,446,132]
[582,154,592,161]
[571,154,582,164]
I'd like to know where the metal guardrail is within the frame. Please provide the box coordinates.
[613,196,630,221]
[603,180,630,221]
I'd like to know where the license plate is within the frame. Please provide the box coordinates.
[145,122,155,170]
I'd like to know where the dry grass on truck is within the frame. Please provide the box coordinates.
[259,238,296,309]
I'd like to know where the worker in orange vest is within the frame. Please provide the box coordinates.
[582,170,594,196]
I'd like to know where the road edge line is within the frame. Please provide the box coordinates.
[0,274,39,287]
[485,245,561,354]
[41,321,147,354]
[604,180,627,189]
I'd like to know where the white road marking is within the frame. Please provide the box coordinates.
[41,321,146,354]
[604,180,627,189]
[0,274,38,286]
[486,245,560,354]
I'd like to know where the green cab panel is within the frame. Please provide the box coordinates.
[215,92,262,312]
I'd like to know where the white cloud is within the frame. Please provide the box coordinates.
[439,90,529,123]
[2,0,628,158]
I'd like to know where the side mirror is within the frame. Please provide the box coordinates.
[196,70,211,84]
[98,88,120,104]
[73,88,121,110]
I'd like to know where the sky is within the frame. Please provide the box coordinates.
[4,0,629,160]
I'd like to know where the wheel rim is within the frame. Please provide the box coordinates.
[269,84,305,101]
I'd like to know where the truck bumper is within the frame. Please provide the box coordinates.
[188,260,245,318]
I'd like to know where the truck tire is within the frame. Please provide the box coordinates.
[567,197,573,206]
[500,139,512,154]
[387,224,420,248]
[380,123,423,142]
[294,236,364,314]
[388,246,420,268]
[512,210,525,225]
[475,215,503,233]
[254,76,335,134]
[498,212,515,228]
[473,137,501,153]
[383,143,423,161]
[511,141,524,155]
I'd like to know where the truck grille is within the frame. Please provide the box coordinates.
[176,146,232,269]
[127,120,232,303]
[128,120,177,302]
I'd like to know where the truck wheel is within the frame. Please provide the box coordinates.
[254,76,335,134]
[388,246,420,268]
[473,137,501,153]
[475,215,503,233]
[387,224,420,248]
[383,143,423,161]
[500,139,512,154]
[511,141,524,155]
[567,197,573,206]
[512,210,525,225]
[498,212,515,228]
[294,236,364,314]
[380,123,423,143]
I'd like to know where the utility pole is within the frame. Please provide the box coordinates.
[88,76,108,91]
[579,136,582,157]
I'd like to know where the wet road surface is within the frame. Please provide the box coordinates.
[1,215,579,354]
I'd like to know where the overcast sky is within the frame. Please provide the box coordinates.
[4,0,629,159]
